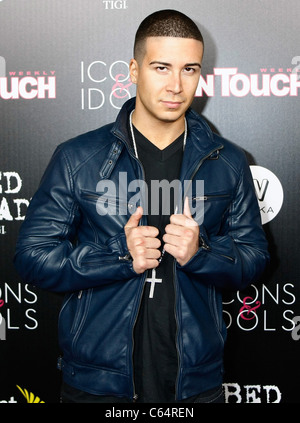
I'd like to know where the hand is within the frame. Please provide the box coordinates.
[124,206,161,274]
[163,198,199,266]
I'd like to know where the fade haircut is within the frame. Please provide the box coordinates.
[134,9,204,62]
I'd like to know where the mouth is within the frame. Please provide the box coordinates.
[161,100,183,109]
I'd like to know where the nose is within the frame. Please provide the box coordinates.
[166,71,183,94]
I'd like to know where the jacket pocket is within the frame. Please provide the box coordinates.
[70,289,91,335]
[58,289,93,356]
[208,285,226,345]
[80,189,136,216]
[78,188,133,240]
[191,193,231,235]
[192,194,230,201]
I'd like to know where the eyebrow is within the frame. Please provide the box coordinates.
[149,61,202,68]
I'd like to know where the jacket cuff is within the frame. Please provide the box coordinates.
[177,225,210,270]
[199,225,210,251]
[102,230,136,276]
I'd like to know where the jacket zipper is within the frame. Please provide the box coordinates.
[173,261,181,401]
[115,129,223,401]
[130,153,148,402]
[129,154,147,402]
[113,130,148,402]
[175,144,223,400]
[131,272,147,401]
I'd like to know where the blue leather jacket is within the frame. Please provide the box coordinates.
[14,98,269,401]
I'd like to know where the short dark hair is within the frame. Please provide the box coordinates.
[134,9,204,61]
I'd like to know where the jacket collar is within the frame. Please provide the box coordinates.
[180,107,224,180]
[111,97,223,169]
[111,98,136,148]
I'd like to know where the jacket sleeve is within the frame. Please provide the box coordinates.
[14,146,136,293]
[179,158,270,291]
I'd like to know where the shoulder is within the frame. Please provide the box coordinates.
[51,123,115,171]
[60,123,114,154]
[215,133,250,176]
[188,108,250,174]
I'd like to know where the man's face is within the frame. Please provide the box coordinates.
[130,36,203,125]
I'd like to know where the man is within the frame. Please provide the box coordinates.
[14,10,269,403]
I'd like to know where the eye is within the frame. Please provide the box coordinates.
[184,67,196,74]
[156,66,168,73]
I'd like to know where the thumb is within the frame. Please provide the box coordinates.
[183,197,192,218]
[183,197,197,226]
[126,206,143,228]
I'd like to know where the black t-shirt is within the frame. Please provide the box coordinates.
[132,126,184,403]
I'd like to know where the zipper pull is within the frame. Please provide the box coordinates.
[119,253,133,262]
[192,196,208,201]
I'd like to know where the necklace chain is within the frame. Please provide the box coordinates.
[129,110,187,159]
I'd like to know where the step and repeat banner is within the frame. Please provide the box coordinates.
[0,0,299,404]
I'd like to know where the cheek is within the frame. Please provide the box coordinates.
[139,78,165,99]
[143,71,168,88]
[184,81,199,102]
[184,77,199,92]
[138,74,155,93]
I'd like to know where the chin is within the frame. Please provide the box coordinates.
[159,110,186,122]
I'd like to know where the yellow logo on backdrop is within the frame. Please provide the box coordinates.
[16,385,45,403]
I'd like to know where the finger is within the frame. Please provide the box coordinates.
[164,225,197,245]
[133,254,160,273]
[138,225,160,238]
[163,243,181,260]
[144,236,161,249]
[134,235,161,248]
[146,259,160,269]
[164,231,194,245]
[183,196,192,218]
[125,206,143,229]
[133,243,161,257]
[169,213,186,226]
[129,232,161,253]
[163,233,181,247]
[183,197,198,226]
[164,223,184,237]
[169,213,197,229]
[145,248,161,260]
[183,197,198,227]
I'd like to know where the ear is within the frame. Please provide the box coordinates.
[129,59,139,84]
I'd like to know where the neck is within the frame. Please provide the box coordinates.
[131,110,186,150]
[129,110,187,159]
